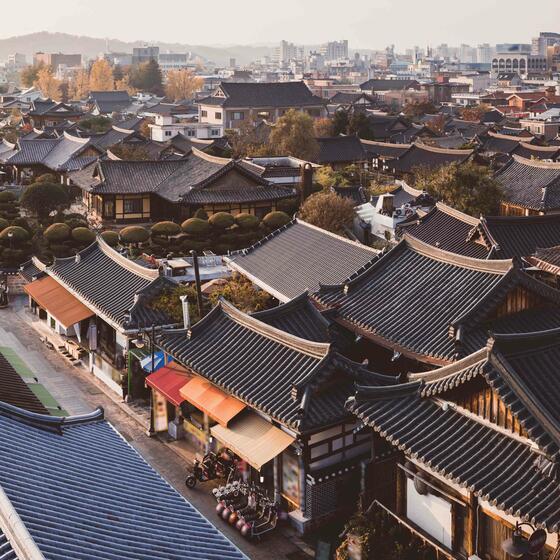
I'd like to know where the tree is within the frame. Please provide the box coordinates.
[44,223,71,242]
[89,59,114,91]
[332,110,350,136]
[35,67,62,100]
[414,162,504,216]
[262,211,291,230]
[314,117,334,137]
[109,144,151,161]
[130,60,163,94]
[151,221,181,239]
[227,118,268,158]
[79,116,112,133]
[425,114,447,135]
[268,109,319,161]
[315,166,349,190]
[299,191,355,234]
[460,103,492,122]
[69,69,90,100]
[403,101,437,118]
[20,63,44,88]
[165,69,203,101]
[209,273,273,313]
[114,75,136,95]
[119,225,150,245]
[21,182,69,221]
[347,112,373,138]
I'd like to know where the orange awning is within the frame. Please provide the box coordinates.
[146,362,191,406]
[180,376,246,427]
[24,275,94,329]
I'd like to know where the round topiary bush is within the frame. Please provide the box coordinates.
[181,218,211,236]
[71,227,96,245]
[49,244,74,258]
[193,208,208,220]
[235,213,260,230]
[12,218,32,232]
[44,223,71,243]
[209,212,235,230]
[0,226,29,243]
[0,218,9,232]
[0,191,16,203]
[119,225,150,245]
[151,221,181,237]
[65,217,88,230]
[101,230,119,247]
[262,211,291,230]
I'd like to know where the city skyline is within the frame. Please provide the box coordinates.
[1,0,559,52]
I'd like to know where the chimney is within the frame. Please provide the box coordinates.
[179,295,190,330]
[300,163,314,203]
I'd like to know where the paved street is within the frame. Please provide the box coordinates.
[1,296,314,560]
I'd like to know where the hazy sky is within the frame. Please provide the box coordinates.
[2,0,559,50]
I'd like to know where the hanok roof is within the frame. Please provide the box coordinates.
[0,403,247,560]
[85,125,137,151]
[479,131,520,154]
[360,79,420,91]
[316,135,367,164]
[389,143,473,174]
[313,235,560,364]
[227,219,379,302]
[0,351,49,415]
[28,99,82,118]
[199,81,326,109]
[476,214,560,258]
[157,299,385,432]
[46,239,175,329]
[398,203,489,259]
[6,132,99,171]
[348,343,560,531]
[0,527,17,560]
[360,139,411,160]
[70,149,292,204]
[329,92,375,105]
[89,90,132,114]
[496,155,560,211]
[512,142,560,161]
[528,245,560,275]
[251,292,331,343]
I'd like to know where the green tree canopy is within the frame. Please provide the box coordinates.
[151,221,181,238]
[414,162,503,217]
[268,109,319,161]
[101,230,119,247]
[71,227,96,245]
[298,191,355,235]
[44,223,71,242]
[262,211,291,230]
[119,225,150,244]
[0,226,29,243]
[20,182,69,221]
[130,60,163,95]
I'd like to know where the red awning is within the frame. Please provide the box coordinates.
[145,362,190,407]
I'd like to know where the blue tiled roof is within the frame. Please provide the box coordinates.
[0,404,247,560]
[0,528,18,559]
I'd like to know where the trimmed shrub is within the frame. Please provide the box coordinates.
[193,208,209,220]
[209,212,234,230]
[49,244,74,258]
[11,217,32,232]
[44,223,71,242]
[235,213,260,230]
[0,191,16,203]
[119,225,150,244]
[101,230,119,247]
[65,217,88,230]
[262,211,291,230]
[0,218,9,232]
[35,173,58,184]
[181,218,211,236]
[71,227,96,245]
[0,226,29,243]
[151,221,181,237]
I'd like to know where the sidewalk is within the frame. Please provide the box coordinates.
[2,297,315,560]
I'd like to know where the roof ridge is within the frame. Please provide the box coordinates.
[219,299,331,359]
[295,219,379,253]
[434,202,480,226]
[360,138,412,148]
[96,237,159,280]
[412,141,474,155]
[511,154,560,169]
[488,130,527,142]
[191,146,232,165]
[403,233,512,273]
[518,142,560,152]
[409,348,488,382]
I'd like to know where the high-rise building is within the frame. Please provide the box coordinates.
[320,40,348,61]
[277,40,303,65]
[33,52,82,70]
[476,43,494,64]
[532,32,560,55]
[7,53,26,71]
[459,44,476,63]
[132,46,160,65]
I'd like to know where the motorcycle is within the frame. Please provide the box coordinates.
[185,449,236,489]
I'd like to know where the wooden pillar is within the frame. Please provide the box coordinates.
[465,492,478,557]
[395,464,406,516]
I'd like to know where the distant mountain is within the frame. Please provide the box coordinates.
[0,32,275,66]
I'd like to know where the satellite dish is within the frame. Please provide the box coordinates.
[528,528,547,555]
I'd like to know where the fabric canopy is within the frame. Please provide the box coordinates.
[24,275,94,329]
[146,363,190,407]
[210,411,295,471]
[180,376,245,427]
[140,351,167,373]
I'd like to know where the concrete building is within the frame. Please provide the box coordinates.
[320,40,349,61]
[33,52,82,71]
[158,52,191,72]
[132,46,159,65]
[532,32,560,56]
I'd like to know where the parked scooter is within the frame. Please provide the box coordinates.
[185,448,236,489]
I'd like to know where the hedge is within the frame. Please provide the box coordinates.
[209,212,234,230]
[151,221,181,237]
[71,227,96,245]
[181,218,211,236]
[235,213,260,230]
[44,223,71,242]
[0,226,29,242]
[119,226,150,244]
[262,211,291,230]
[0,191,16,203]
[101,230,119,247]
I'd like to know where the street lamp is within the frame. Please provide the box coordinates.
[7,230,13,250]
